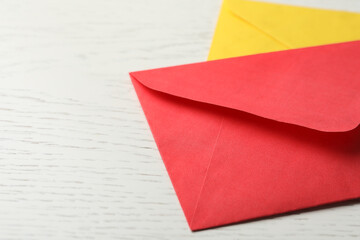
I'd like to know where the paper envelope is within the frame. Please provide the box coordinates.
[130,41,360,230]
[208,0,360,60]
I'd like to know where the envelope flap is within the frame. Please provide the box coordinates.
[131,41,360,132]
[225,0,360,49]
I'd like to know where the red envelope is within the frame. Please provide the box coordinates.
[130,41,360,231]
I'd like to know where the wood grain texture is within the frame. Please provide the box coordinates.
[0,0,359,239]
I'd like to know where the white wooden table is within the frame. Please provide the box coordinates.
[0,0,359,239]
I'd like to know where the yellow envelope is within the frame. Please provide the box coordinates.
[208,0,360,60]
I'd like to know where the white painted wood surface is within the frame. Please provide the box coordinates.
[0,0,359,239]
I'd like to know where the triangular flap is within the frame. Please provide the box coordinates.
[131,76,224,227]
[131,41,360,133]
[225,0,360,48]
